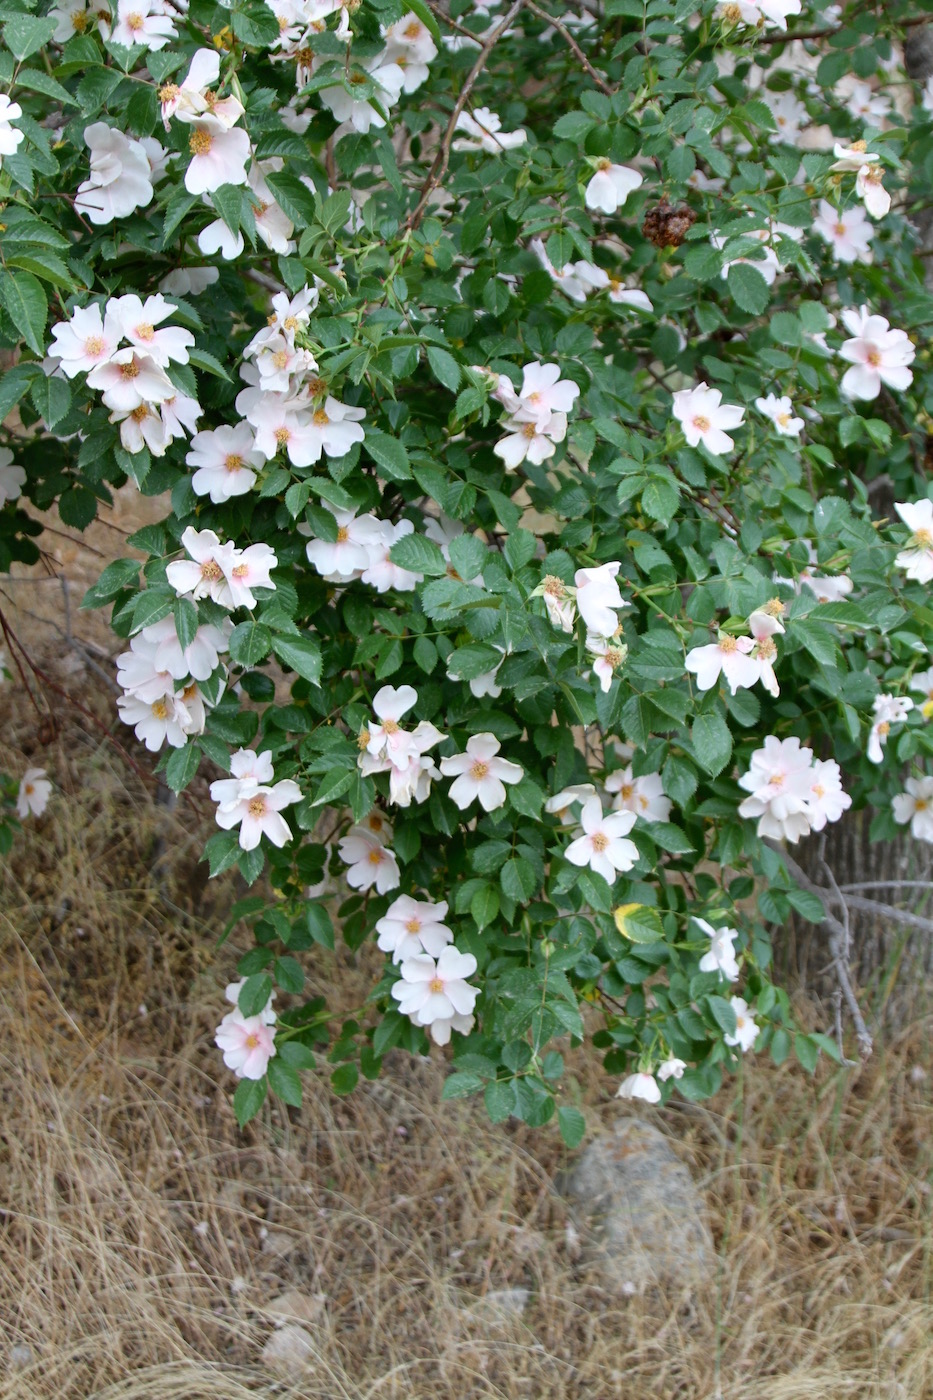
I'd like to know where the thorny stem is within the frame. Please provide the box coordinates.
[405,0,526,235]
[524,0,615,96]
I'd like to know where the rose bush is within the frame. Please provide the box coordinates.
[2,0,933,1136]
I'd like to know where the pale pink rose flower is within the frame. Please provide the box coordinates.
[16,767,52,819]
[440,732,523,812]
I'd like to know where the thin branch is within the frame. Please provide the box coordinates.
[839,880,933,893]
[766,841,873,1059]
[757,8,930,45]
[832,892,933,937]
[422,0,485,40]
[524,0,614,95]
[1,610,156,789]
[405,0,526,235]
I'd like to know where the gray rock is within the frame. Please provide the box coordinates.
[559,1118,714,1296]
[260,1323,318,1378]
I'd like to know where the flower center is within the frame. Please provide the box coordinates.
[85,335,106,356]
[877,720,890,738]
[596,157,612,171]
[470,760,489,781]
[866,347,882,367]
[605,647,624,667]
[404,18,422,36]
[284,315,300,332]
[620,783,634,801]
[719,635,738,653]
[777,412,791,426]
[834,222,847,236]
[225,453,243,472]
[307,378,328,397]
[272,350,289,369]
[189,129,213,156]
[851,139,867,152]
[912,529,933,547]
[591,832,609,852]
[134,321,154,341]
[770,772,785,788]
[130,405,150,422]
[336,526,350,543]
[274,426,291,445]
[159,82,180,103]
[428,977,445,994]
[247,796,267,817]
[72,10,88,29]
[120,360,141,379]
[231,563,248,579]
[313,408,330,426]
[367,847,385,864]
[916,798,928,811]
[200,560,222,581]
[405,918,421,933]
[756,638,776,660]
[813,783,825,799]
[383,719,399,733]
[151,699,169,719]
[126,11,143,29]
[693,414,710,432]
[245,1033,260,1049]
[521,423,537,439]
[24,783,34,795]
[543,574,565,597]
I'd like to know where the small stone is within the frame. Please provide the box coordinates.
[262,1290,324,1328]
[559,1118,713,1297]
[9,1345,33,1371]
[261,1323,317,1378]
[479,1287,530,1317]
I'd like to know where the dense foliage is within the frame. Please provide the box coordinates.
[2,0,933,1135]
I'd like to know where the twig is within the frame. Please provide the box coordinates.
[756,8,930,45]
[839,880,933,893]
[0,609,156,788]
[423,0,484,41]
[831,892,933,937]
[405,0,526,235]
[818,837,855,1066]
[524,0,614,95]
[766,841,873,1059]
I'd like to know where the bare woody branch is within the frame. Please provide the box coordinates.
[406,0,526,234]
[524,0,615,96]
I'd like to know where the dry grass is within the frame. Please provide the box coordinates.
[1,531,933,1399]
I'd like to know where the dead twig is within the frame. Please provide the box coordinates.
[405,0,526,235]
[524,0,614,96]
[767,841,873,1060]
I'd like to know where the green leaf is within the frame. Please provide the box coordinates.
[388,531,446,576]
[795,1033,819,1074]
[305,902,335,948]
[501,858,537,902]
[130,586,175,634]
[706,994,737,1036]
[164,742,200,793]
[29,374,72,430]
[204,831,242,878]
[691,711,733,777]
[310,768,354,808]
[441,1070,485,1100]
[3,14,56,59]
[331,1063,359,1095]
[364,430,412,481]
[426,344,461,392]
[188,347,231,381]
[613,902,664,944]
[727,261,770,316]
[274,955,305,993]
[0,363,37,422]
[229,620,273,668]
[13,67,78,105]
[268,1057,303,1106]
[484,1079,515,1123]
[470,883,499,930]
[280,1040,316,1069]
[264,169,319,226]
[557,1105,586,1147]
[272,634,322,686]
[553,111,596,141]
[0,269,48,355]
[82,558,140,607]
[238,973,273,1017]
[508,778,545,820]
[233,1076,267,1126]
[173,596,198,652]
